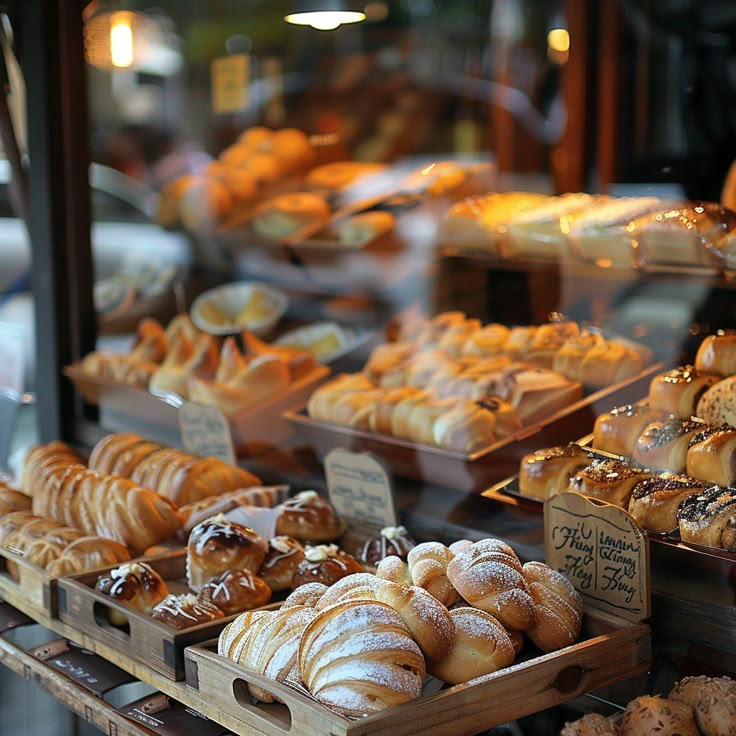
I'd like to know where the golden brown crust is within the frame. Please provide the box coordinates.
[593,404,669,457]
[649,365,720,418]
[198,569,271,615]
[292,545,363,588]
[258,536,304,592]
[620,695,699,736]
[695,332,736,377]
[519,445,591,501]
[275,491,344,543]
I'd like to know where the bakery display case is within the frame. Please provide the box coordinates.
[3,0,736,734]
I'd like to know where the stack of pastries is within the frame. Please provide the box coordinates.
[93,491,350,629]
[79,313,317,415]
[442,191,736,269]
[157,127,318,232]
[561,675,736,736]
[218,537,583,718]
[307,312,651,453]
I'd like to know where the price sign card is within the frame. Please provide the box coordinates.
[179,402,236,465]
[211,54,249,114]
[324,448,398,531]
[120,693,230,736]
[545,492,650,622]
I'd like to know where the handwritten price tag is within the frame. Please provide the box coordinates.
[544,492,650,623]
[179,402,236,464]
[324,449,398,531]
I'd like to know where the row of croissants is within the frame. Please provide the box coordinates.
[218,537,583,718]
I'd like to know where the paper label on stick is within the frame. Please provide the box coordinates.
[179,402,235,465]
[324,448,398,531]
[544,492,650,623]
[211,54,249,114]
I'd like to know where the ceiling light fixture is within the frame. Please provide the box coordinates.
[285,1,366,31]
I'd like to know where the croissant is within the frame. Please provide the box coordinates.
[446,538,534,631]
[521,561,583,652]
[242,332,316,381]
[149,332,219,398]
[215,336,248,382]
[32,465,181,555]
[233,606,318,702]
[129,318,168,364]
[164,313,201,345]
[298,600,425,717]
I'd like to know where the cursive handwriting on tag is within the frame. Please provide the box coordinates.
[179,402,235,464]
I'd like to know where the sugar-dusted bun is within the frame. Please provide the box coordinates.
[521,561,583,652]
[593,404,669,457]
[570,459,652,508]
[560,713,620,736]
[697,375,736,427]
[375,582,455,661]
[252,192,330,240]
[428,607,515,685]
[375,555,413,586]
[505,627,524,655]
[695,332,736,377]
[355,525,416,570]
[292,544,363,588]
[275,490,345,543]
[95,562,169,620]
[198,569,271,615]
[282,582,328,608]
[686,424,736,486]
[298,600,425,718]
[407,542,459,607]
[258,536,304,592]
[649,365,720,418]
[628,475,706,534]
[186,514,268,592]
[446,539,534,630]
[632,417,704,474]
[620,695,699,736]
[669,675,736,736]
[519,444,592,501]
[151,593,225,630]
[314,572,382,610]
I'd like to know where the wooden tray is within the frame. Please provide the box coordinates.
[64,363,330,455]
[284,364,661,493]
[184,608,650,736]
[0,544,59,618]
[56,551,279,681]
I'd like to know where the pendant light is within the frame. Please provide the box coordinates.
[284,0,366,31]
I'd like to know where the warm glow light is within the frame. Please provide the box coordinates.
[110,11,134,67]
[547,28,570,53]
[284,10,366,30]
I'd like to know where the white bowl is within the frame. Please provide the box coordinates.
[191,281,288,337]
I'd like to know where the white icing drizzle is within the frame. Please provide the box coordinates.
[305,544,339,563]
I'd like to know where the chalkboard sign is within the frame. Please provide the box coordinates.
[179,402,236,465]
[324,448,398,531]
[544,492,650,623]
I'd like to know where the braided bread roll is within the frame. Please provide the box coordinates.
[46,536,131,577]
[234,606,318,702]
[446,539,534,631]
[407,542,459,607]
[298,600,425,718]
[428,607,515,685]
[31,466,181,555]
[0,486,32,517]
[521,562,583,652]
[21,442,84,495]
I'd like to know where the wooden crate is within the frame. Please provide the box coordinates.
[64,363,330,455]
[184,608,650,736]
[285,364,661,493]
[57,551,279,681]
[0,545,58,618]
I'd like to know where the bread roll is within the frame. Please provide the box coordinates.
[461,323,511,357]
[292,544,363,588]
[553,332,604,382]
[258,536,304,592]
[695,332,736,377]
[23,528,85,569]
[151,593,225,630]
[686,424,736,486]
[521,561,583,652]
[697,376,736,427]
[298,600,425,717]
[519,444,592,501]
[579,339,644,388]
[305,161,386,193]
[407,542,459,607]
[375,555,413,587]
[669,675,736,736]
[0,486,32,517]
[179,177,232,231]
[633,417,704,473]
[678,485,736,550]
[356,525,416,570]
[503,326,537,360]
[593,404,669,457]
[282,582,328,608]
[428,607,515,685]
[252,192,330,240]
[218,609,273,660]
[446,539,534,630]
[560,713,620,736]
[524,322,580,369]
[306,373,374,421]
[274,490,344,543]
[46,537,132,577]
[198,569,272,615]
[95,562,169,618]
[21,441,84,495]
[432,399,500,453]
[570,459,652,508]
[619,695,699,736]
[649,366,720,418]
[628,475,706,533]
[363,342,414,385]
[337,211,395,246]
